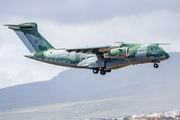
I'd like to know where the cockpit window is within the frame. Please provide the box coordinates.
[150,47,154,51]
[157,47,161,50]
[154,47,158,51]
[158,47,162,50]
[150,47,161,51]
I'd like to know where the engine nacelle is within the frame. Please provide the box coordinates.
[103,47,129,58]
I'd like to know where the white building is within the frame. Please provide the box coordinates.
[145,112,161,117]
[172,109,180,116]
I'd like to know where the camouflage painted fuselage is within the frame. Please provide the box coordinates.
[5,22,169,74]
[26,43,169,70]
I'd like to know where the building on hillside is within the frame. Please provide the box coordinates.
[146,112,162,117]
[172,109,180,116]
[132,115,140,119]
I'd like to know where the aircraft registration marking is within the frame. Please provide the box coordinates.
[151,53,157,54]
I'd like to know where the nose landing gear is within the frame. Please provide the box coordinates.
[153,63,159,68]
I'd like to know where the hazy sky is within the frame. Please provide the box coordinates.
[0,0,180,88]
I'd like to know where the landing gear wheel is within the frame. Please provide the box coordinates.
[100,70,106,75]
[153,63,159,68]
[93,69,99,74]
[106,70,111,73]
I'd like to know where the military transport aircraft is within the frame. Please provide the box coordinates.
[4,22,170,75]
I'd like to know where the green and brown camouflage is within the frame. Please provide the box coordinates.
[5,22,170,75]
[7,22,54,52]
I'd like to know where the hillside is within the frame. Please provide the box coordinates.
[0,52,179,114]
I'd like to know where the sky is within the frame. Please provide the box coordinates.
[0,0,180,88]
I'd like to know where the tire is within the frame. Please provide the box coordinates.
[153,64,159,68]
[106,70,111,73]
[93,69,99,74]
[100,70,106,75]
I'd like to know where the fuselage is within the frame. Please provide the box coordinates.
[5,22,170,75]
[26,43,169,71]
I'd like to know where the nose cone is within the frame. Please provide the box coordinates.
[164,52,170,59]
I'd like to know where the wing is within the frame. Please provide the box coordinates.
[157,43,171,45]
[66,44,121,53]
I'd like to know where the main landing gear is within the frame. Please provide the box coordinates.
[92,68,111,75]
[106,69,111,73]
[153,63,159,68]
[100,70,106,75]
[93,69,99,74]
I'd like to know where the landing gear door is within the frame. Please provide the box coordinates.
[89,61,104,68]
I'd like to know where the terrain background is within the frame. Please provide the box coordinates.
[1,0,180,120]
[0,52,179,120]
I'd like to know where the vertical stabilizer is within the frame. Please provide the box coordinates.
[4,22,54,53]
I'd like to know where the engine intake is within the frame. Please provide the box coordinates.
[103,47,129,58]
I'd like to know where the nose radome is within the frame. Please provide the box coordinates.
[165,52,170,59]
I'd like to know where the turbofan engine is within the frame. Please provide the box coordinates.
[103,47,129,58]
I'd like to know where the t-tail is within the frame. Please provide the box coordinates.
[4,22,54,53]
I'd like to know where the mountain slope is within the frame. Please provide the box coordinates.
[0,52,179,112]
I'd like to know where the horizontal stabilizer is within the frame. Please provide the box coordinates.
[4,24,34,27]
[4,24,34,30]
